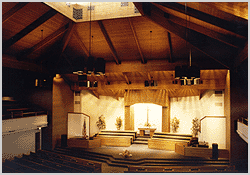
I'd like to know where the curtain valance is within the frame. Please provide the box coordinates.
[124,89,169,107]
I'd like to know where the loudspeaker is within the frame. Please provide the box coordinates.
[79,81,87,87]
[150,80,157,86]
[86,56,95,74]
[61,134,67,147]
[95,57,106,74]
[212,143,218,159]
[145,81,149,87]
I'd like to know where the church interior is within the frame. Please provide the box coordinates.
[2,2,248,173]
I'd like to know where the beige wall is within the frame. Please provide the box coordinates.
[80,90,125,136]
[52,75,74,149]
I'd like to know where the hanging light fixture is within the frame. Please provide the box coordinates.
[175,2,200,85]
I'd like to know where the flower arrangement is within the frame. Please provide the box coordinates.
[119,149,132,158]
[171,117,180,133]
[96,115,106,130]
[191,117,200,137]
[82,119,87,139]
[115,116,123,130]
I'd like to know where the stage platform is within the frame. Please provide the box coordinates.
[54,144,230,169]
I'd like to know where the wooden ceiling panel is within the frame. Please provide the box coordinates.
[2,3,51,41]
[180,2,248,20]
[100,18,140,61]
[73,22,116,62]
[27,34,65,60]
[154,3,247,40]
[11,14,70,56]
[2,2,19,15]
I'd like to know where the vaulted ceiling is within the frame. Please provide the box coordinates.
[2,2,248,98]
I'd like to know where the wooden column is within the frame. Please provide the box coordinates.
[162,106,170,132]
[162,96,170,132]
[125,106,132,130]
[224,70,230,150]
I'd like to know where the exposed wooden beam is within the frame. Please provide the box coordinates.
[3,2,29,23]
[147,72,152,81]
[3,9,57,50]
[155,2,248,38]
[18,24,69,60]
[2,54,49,74]
[61,21,76,54]
[100,74,109,85]
[167,32,173,63]
[122,73,131,85]
[110,90,119,100]
[97,21,121,65]
[133,2,230,69]
[73,29,89,57]
[92,90,99,99]
[153,2,245,49]
[234,42,248,68]
[127,18,146,64]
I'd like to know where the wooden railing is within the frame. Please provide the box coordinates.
[237,118,248,143]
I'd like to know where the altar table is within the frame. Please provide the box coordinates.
[138,128,156,137]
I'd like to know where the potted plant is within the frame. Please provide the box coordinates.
[115,116,123,130]
[82,119,87,139]
[171,117,180,133]
[96,115,106,130]
[190,117,200,146]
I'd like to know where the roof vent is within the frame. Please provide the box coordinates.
[134,6,139,13]
[73,8,83,20]
[121,2,128,7]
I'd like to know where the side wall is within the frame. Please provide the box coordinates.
[230,59,248,171]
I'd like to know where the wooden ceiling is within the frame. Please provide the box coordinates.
[2,2,248,98]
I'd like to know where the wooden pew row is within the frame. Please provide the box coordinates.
[13,156,68,173]
[98,132,136,140]
[3,159,45,173]
[96,135,132,147]
[33,152,96,172]
[36,149,102,173]
[2,164,24,173]
[100,130,137,137]
[95,130,138,147]
[148,132,192,151]
[126,165,236,173]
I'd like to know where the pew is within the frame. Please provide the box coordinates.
[36,149,102,173]
[95,130,137,147]
[148,132,192,151]
[126,165,236,173]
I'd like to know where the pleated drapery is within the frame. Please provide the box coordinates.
[124,89,169,107]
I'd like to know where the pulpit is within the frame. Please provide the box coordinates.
[138,128,156,137]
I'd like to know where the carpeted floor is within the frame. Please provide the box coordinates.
[83,144,207,160]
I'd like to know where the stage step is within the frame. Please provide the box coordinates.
[53,147,232,172]
[133,136,151,145]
